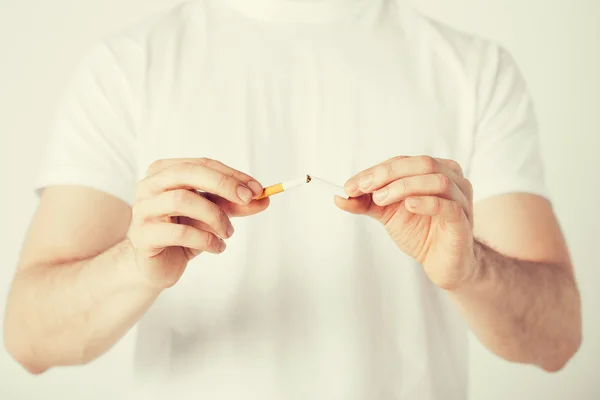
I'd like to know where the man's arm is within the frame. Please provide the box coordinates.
[3,186,158,374]
[4,159,268,374]
[449,193,581,372]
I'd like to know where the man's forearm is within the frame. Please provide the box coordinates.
[3,240,160,373]
[448,240,581,371]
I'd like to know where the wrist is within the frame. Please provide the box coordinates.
[447,240,482,293]
[465,243,482,286]
[117,238,164,294]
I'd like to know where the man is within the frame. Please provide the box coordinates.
[3,0,581,399]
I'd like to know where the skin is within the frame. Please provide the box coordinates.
[3,155,581,374]
[336,155,581,372]
[3,158,269,373]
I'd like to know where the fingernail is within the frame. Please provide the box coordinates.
[407,197,421,207]
[373,188,388,202]
[247,181,262,196]
[237,186,252,203]
[358,174,372,190]
[218,240,227,252]
[226,224,235,238]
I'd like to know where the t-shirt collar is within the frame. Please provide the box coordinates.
[219,0,374,23]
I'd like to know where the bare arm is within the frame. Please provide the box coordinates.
[338,155,581,372]
[449,193,581,372]
[3,159,268,374]
[3,187,157,374]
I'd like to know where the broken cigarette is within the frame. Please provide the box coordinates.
[255,174,349,200]
[256,175,312,200]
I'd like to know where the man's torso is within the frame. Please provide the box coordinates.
[120,1,481,398]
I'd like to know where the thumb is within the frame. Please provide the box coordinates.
[334,194,385,220]
[203,192,270,217]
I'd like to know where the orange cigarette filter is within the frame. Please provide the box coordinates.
[256,175,312,200]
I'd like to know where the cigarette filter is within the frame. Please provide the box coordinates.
[256,175,312,200]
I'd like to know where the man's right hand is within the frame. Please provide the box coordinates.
[127,158,268,290]
[5,157,267,371]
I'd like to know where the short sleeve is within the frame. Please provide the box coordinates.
[34,36,144,206]
[466,43,548,204]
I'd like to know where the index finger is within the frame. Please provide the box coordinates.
[137,162,255,205]
[435,158,464,177]
[146,158,263,196]
[344,156,464,197]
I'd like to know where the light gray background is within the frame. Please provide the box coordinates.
[0,0,598,398]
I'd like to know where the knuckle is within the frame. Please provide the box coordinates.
[136,178,162,202]
[211,159,224,168]
[169,190,188,211]
[232,170,247,182]
[203,232,215,249]
[199,157,224,172]
[136,176,152,196]
[449,160,463,175]
[431,197,442,214]
[217,173,232,190]
[384,162,396,178]
[146,159,165,176]
[178,162,197,175]
[418,155,437,174]
[451,201,462,216]
[197,157,212,167]
[218,210,230,228]
[436,173,451,193]
[399,177,410,194]
[464,178,473,197]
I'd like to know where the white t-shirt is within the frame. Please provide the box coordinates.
[35,0,547,399]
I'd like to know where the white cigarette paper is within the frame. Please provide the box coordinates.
[308,175,349,199]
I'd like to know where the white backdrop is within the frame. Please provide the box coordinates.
[0,0,598,399]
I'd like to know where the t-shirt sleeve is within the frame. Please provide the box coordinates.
[34,36,144,206]
[466,43,548,204]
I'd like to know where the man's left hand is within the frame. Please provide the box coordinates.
[336,155,476,290]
